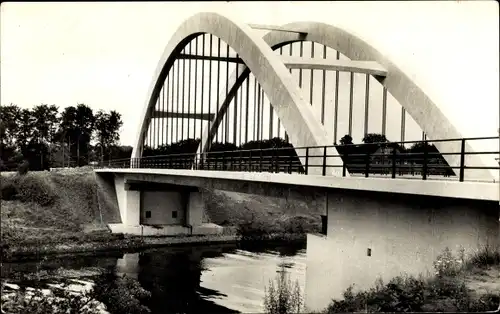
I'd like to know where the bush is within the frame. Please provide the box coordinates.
[433,247,464,277]
[237,220,270,240]
[1,284,102,314]
[327,247,500,313]
[17,160,29,175]
[93,272,151,314]
[466,246,500,269]
[264,264,303,314]
[1,180,17,200]
[11,174,57,206]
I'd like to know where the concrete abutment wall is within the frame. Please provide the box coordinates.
[95,172,223,236]
[305,190,499,311]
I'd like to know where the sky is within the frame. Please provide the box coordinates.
[1,1,499,152]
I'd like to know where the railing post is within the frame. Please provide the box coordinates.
[272,148,277,173]
[259,149,263,172]
[249,150,252,171]
[422,140,428,180]
[391,148,397,179]
[305,148,309,175]
[239,150,243,171]
[459,138,466,182]
[322,146,327,176]
[288,149,293,174]
[365,151,370,178]
[222,152,226,171]
[342,152,348,177]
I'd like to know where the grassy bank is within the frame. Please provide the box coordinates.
[0,169,319,260]
[325,247,500,313]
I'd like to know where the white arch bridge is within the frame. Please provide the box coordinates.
[95,12,499,311]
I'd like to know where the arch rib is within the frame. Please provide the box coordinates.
[133,12,344,176]
[134,13,493,181]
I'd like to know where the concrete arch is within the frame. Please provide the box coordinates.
[197,21,493,181]
[132,12,343,176]
[134,12,492,180]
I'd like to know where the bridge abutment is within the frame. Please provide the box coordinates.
[305,190,499,312]
[102,173,223,236]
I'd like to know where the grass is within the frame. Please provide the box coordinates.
[202,189,321,240]
[264,264,303,314]
[0,170,118,256]
[326,246,500,313]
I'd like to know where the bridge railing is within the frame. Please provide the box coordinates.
[95,136,499,182]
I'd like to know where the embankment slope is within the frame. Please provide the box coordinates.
[1,168,321,250]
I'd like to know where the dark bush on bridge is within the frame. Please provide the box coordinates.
[141,139,201,169]
[335,134,455,177]
[201,138,303,173]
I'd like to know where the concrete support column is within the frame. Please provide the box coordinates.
[124,190,141,227]
[305,190,499,312]
[114,175,141,226]
[187,191,204,227]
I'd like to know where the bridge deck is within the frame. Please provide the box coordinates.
[95,168,498,202]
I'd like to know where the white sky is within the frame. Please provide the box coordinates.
[1,1,499,149]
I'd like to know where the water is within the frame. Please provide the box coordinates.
[1,241,306,313]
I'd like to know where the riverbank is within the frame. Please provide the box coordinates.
[2,231,307,262]
[1,168,316,262]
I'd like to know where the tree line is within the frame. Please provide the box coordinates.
[140,133,454,176]
[0,103,132,171]
[337,133,454,176]
[0,102,453,177]
[140,137,302,171]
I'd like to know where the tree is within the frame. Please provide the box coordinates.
[75,104,95,166]
[94,110,123,162]
[30,104,59,169]
[17,109,35,155]
[362,133,388,144]
[58,104,95,166]
[340,134,353,146]
[0,104,22,148]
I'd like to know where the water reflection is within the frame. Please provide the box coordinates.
[3,241,306,314]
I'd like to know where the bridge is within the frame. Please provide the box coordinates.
[94,12,500,311]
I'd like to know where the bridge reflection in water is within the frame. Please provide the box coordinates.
[115,242,306,313]
[2,242,306,314]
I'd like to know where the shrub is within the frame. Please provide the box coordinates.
[433,247,464,277]
[264,264,303,314]
[93,272,151,314]
[237,220,269,240]
[1,284,102,314]
[327,276,428,313]
[11,174,57,206]
[327,247,500,313]
[466,246,500,269]
[1,180,17,200]
[17,160,29,175]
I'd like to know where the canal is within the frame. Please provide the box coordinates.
[1,241,306,313]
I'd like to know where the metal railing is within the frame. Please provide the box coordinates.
[94,136,500,182]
